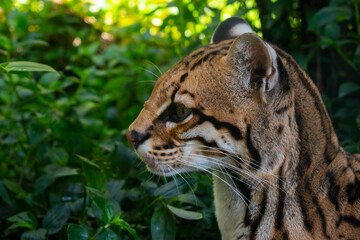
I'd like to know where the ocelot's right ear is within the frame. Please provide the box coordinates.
[227,33,279,103]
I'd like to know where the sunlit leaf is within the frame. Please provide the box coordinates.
[0,61,57,73]
[7,211,38,230]
[15,40,49,47]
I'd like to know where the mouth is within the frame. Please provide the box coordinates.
[138,155,175,176]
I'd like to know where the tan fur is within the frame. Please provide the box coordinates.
[127,33,360,239]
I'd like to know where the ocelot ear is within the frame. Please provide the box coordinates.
[227,33,279,103]
[211,17,253,44]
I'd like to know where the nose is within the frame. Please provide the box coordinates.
[126,129,149,149]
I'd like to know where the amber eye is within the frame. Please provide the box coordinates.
[170,104,192,122]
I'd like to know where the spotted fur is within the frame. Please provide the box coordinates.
[127,18,360,240]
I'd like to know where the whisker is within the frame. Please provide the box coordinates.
[146,60,163,75]
[172,167,198,207]
[186,153,280,192]
[143,68,160,79]
[184,161,252,210]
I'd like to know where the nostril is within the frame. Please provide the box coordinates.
[126,129,150,149]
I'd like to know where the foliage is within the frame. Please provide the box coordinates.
[0,0,359,239]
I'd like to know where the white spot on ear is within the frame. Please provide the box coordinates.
[229,23,253,36]
[157,99,171,116]
[264,43,279,91]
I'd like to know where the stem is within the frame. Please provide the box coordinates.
[137,195,163,218]
[7,73,31,185]
[353,0,360,35]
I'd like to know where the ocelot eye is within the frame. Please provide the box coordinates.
[171,104,192,122]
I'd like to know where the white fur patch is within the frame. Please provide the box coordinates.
[174,94,193,107]
[230,23,253,36]
[264,42,279,91]
[157,99,171,116]
[214,174,249,240]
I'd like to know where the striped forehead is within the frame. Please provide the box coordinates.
[151,40,233,115]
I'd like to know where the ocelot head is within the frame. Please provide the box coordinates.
[127,18,293,178]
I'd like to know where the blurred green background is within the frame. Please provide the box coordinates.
[0,0,359,239]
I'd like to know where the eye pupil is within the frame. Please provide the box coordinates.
[172,104,192,122]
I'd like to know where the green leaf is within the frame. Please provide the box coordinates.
[2,131,23,144]
[86,187,120,224]
[79,155,107,192]
[42,204,71,235]
[0,181,11,205]
[77,154,102,169]
[151,207,176,240]
[16,85,34,98]
[154,179,187,198]
[39,72,61,88]
[112,217,140,240]
[309,6,352,31]
[3,179,27,198]
[0,61,57,73]
[338,82,360,98]
[176,193,205,208]
[44,164,79,178]
[33,174,56,196]
[21,229,47,240]
[108,179,125,198]
[106,142,137,179]
[94,228,120,240]
[0,34,11,50]
[7,221,35,231]
[27,120,50,146]
[356,114,360,130]
[7,211,38,230]
[68,224,93,240]
[167,205,203,220]
[14,40,49,47]
[46,148,69,165]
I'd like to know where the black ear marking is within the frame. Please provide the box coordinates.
[211,17,253,44]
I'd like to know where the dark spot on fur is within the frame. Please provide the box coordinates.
[180,73,188,83]
[277,125,284,134]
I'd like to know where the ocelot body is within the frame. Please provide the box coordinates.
[127,18,360,240]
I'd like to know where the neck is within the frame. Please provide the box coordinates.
[214,49,342,240]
